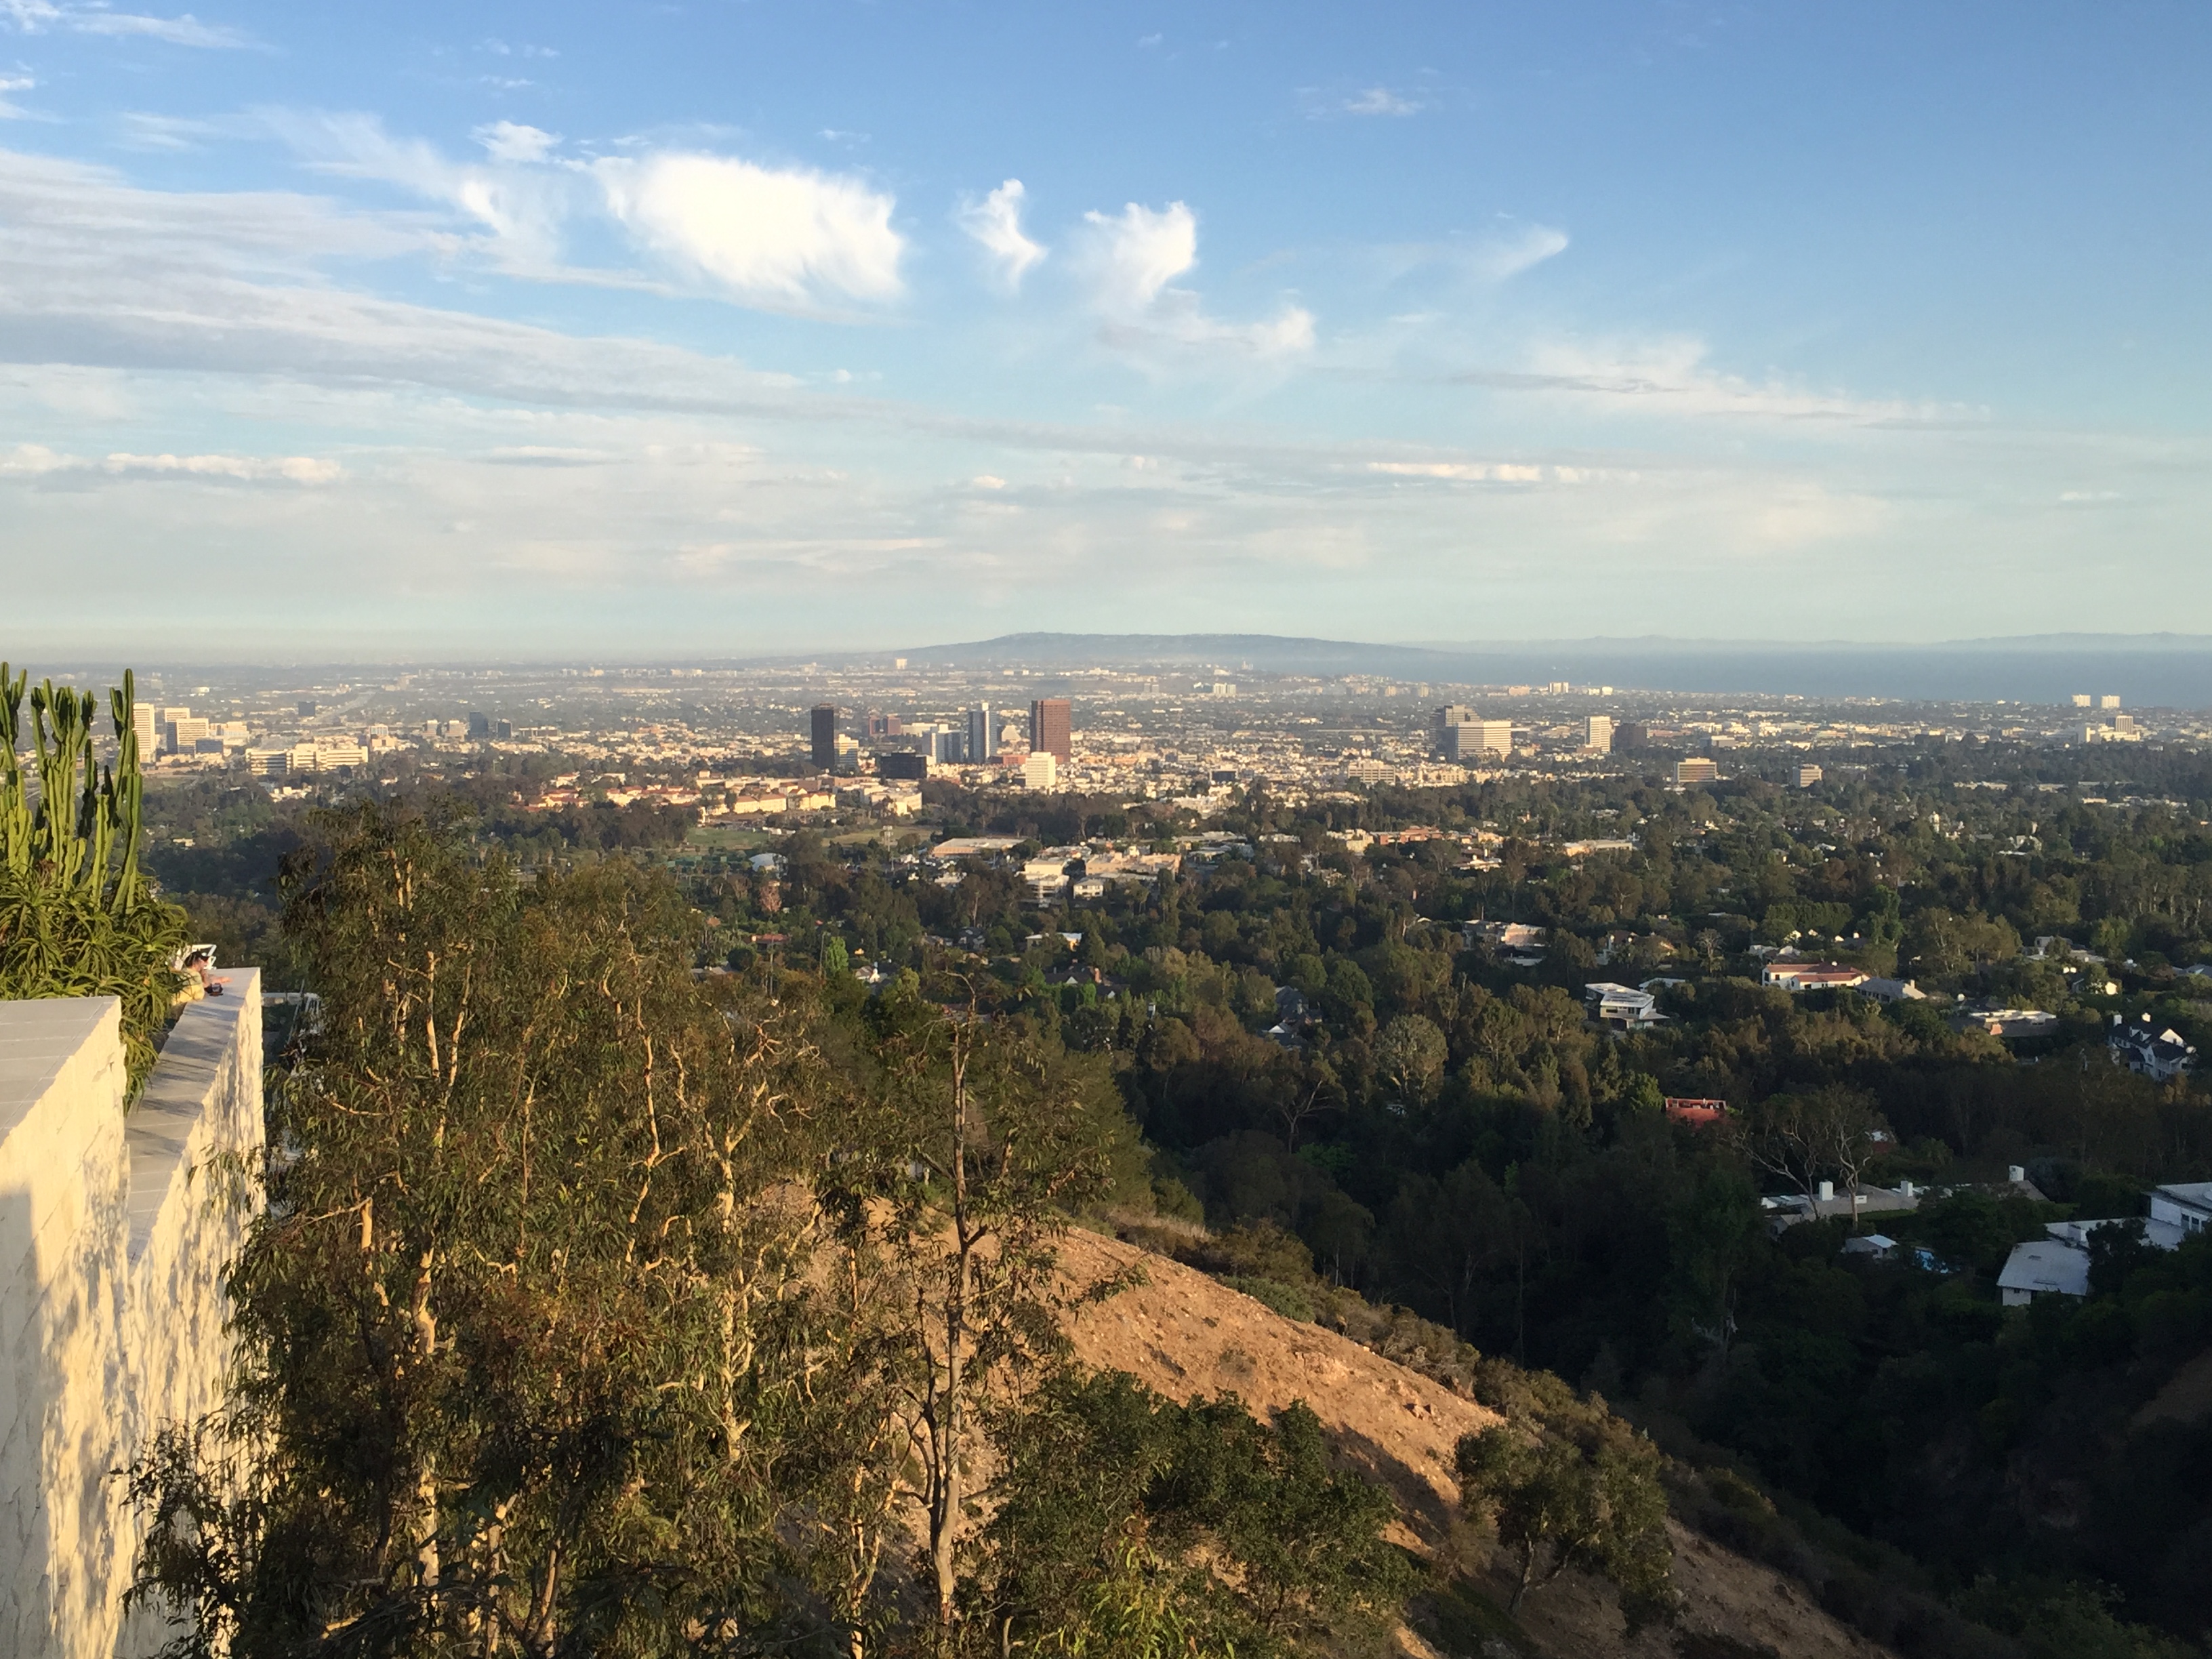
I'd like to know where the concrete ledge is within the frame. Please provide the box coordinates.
[125,968,260,1265]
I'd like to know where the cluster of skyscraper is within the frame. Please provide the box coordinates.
[1430,705,1614,760]
[811,698,1072,775]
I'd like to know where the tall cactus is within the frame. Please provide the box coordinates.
[0,665,28,880]
[0,662,184,1094]
[0,664,150,912]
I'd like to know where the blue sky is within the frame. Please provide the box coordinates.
[2,1,2208,658]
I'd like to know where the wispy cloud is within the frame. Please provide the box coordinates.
[1343,86,1422,116]
[472,119,558,164]
[2,443,341,481]
[115,110,237,149]
[1370,460,1561,483]
[1081,200,1314,359]
[957,178,1045,292]
[267,109,573,266]
[0,69,30,117]
[1374,222,1570,287]
[1300,84,1425,119]
[1459,336,1969,426]
[595,151,904,308]
[1470,222,1568,281]
[1,0,257,48]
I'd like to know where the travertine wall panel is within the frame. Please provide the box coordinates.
[0,972,263,1659]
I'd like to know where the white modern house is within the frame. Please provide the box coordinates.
[1997,1185,2207,1306]
[1582,981,1664,1027]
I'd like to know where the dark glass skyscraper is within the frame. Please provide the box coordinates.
[1029,697,1071,764]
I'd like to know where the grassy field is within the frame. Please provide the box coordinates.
[683,822,930,854]
[684,823,782,853]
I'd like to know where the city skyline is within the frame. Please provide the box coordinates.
[3,2,2209,655]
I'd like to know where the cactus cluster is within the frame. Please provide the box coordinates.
[0,663,148,907]
[1,664,186,1094]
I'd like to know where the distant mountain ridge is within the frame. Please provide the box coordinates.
[882,632,2212,708]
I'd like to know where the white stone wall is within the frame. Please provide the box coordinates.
[0,972,264,1659]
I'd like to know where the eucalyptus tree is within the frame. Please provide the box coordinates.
[127,806,869,1658]
[822,983,1124,1651]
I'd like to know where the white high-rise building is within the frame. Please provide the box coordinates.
[1444,720,1513,761]
[1585,716,1614,753]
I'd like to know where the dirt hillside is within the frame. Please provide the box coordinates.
[1058,1227,1896,1659]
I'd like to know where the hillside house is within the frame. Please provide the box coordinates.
[1582,981,1664,1028]
[2110,1015,2196,1081]
[1761,962,1870,991]
[1997,1186,2207,1305]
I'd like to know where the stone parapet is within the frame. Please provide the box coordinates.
[0,971,264,1659]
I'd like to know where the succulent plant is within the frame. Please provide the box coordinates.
[1,662,186,1093]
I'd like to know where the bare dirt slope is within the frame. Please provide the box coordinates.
[1058,1228,1895,1659]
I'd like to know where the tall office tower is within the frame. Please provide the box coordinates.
[878,751,929,781]
[1585,716,1614,754]
[965,703,994,764]
[1432,705,1472,754]
[1029,697,1072,764]
[811,704,838,771]
[130,703,157,756]
[468,712,492,740]
[927,729,966,764]
[1443,719,1513,762]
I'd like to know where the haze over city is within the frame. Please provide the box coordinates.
[5,1,2209,659]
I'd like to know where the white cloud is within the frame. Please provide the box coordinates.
[106,449,341,481]
[595,152,903,308]
[0,70,31,117]
[1084,200,1196,312]
[472,119,557,165]
[1,0,255,47]
[1372,223,1570,287]
[958,179,1046,291]
[1343,87,1421,117]
[1,442,340,481]
[1081,200,1313,359]
[268,110,572,266]
[1462,336,1965,426]
[1471,222,1568,281]
[1369,460,1557,483]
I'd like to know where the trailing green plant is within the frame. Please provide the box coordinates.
[0,664,186,1089]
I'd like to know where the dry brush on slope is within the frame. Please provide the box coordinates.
[1057,1227,1898,1659]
